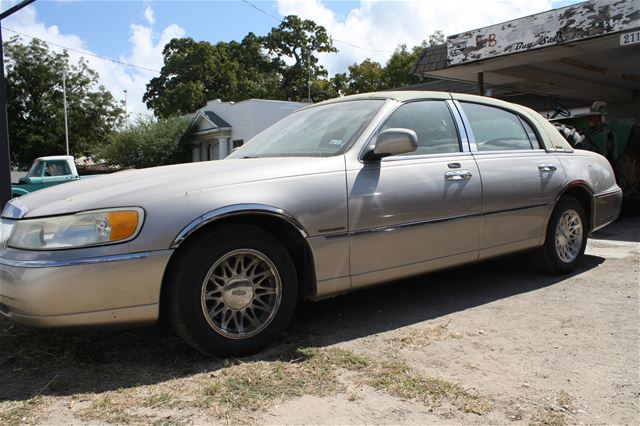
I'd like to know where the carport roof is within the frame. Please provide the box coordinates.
[412,0,640,103]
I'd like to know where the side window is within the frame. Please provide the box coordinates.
[519,117,541,149]
[44,161,71,177]
[381,101,460,155]
[461,103,534,151]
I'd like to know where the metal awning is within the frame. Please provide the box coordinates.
[412,0,640,103]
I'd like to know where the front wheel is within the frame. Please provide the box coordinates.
[167,224,298,357]
[536,196,588,274]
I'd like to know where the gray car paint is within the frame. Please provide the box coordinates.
[0,91,622,328]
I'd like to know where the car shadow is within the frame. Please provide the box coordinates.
[0,252,604,402]
[590,217,639,243]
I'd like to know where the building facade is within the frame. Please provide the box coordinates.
[189,99,306,162]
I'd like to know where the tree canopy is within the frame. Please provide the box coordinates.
[144,16,336,117]
[4,37,123,167]
[143,33,281,118]
[145,16,443,117]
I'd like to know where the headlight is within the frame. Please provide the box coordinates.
[7,208,144,250]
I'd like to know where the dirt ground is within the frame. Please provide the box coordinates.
[1,218,638,425]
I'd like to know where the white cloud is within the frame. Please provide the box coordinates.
[144,5,155,26]
[277,0,554,75]
[0,1,184,116]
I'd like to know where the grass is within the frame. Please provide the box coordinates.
[73,346,489,424]
[387,320,462,349]
[0,397,45,425]
[361,360,492,415]
[198,347,370,421]
[528,391,575,426]
[1,314,491,424]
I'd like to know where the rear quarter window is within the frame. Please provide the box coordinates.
[461,102,536,151]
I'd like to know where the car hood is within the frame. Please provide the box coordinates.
[8,157,345,218]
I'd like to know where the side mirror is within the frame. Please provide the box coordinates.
[364,128,418,162]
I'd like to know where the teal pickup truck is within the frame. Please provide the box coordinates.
[11,156,97,197]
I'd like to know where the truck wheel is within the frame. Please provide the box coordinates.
[167,224,298,357]
[537,196,587,274]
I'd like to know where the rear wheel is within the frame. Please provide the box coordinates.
[167,224,298,357]
[537,196,588,274]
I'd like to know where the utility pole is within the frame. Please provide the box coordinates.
[123,89,128,127]
[307,48,311,104]
[62,67,69,156]
[0,0,37,210]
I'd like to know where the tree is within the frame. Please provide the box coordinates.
[99,115,193,168]
[384,31,447,89]
[4,37,123,167]
[384,43,425,89]
[428,30,446,47]
[328,73,349,98]
[262,15,337,101]
[347,59,386,94]
[144,34,280,118]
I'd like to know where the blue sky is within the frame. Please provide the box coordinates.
[1,0,582,113]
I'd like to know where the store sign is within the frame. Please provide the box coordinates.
[620,30,640,46]
[447,0,639,65]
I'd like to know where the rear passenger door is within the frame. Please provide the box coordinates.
[456,101,565,259]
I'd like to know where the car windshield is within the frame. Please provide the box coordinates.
[28,160,44,177]
[228,99,385,158]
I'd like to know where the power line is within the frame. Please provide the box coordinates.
[1,26,161,73]
[239,0,395,54]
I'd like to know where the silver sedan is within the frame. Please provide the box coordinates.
[0,91,622,356]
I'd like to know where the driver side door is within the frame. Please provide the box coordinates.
[347,100,482,289]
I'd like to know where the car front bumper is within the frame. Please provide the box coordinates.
[0,250,172,328]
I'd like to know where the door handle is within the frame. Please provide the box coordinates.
[445,170,472,181]
[538,164,557,172]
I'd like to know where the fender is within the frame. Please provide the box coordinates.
[11,187,29,197]
[170,203,309,249]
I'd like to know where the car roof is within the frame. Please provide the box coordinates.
[34,155,74,162]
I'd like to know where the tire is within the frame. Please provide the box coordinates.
[167,224,298,357]
[537,196,588,274]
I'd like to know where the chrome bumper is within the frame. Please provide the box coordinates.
[592,188,623,232]
[0,250,172,328]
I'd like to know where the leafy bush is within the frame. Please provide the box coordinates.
[100,115,193,169]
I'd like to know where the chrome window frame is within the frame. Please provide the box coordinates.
[357,98,472,163]
[454,100,552,154]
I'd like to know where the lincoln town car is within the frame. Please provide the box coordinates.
[0,92,622,356]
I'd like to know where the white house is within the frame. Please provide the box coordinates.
[188,99,306,162]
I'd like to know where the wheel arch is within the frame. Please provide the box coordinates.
[159,205,317,325]
[553,180,595,232]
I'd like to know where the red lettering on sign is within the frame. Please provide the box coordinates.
[488,33,497,47]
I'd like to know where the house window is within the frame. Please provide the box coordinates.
[232,139,244,149]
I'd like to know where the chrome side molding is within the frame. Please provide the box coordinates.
[0,251,157,268]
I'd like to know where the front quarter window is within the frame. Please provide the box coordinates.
[228,100,385,158]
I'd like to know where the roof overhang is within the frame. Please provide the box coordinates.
[413,0,640,103]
